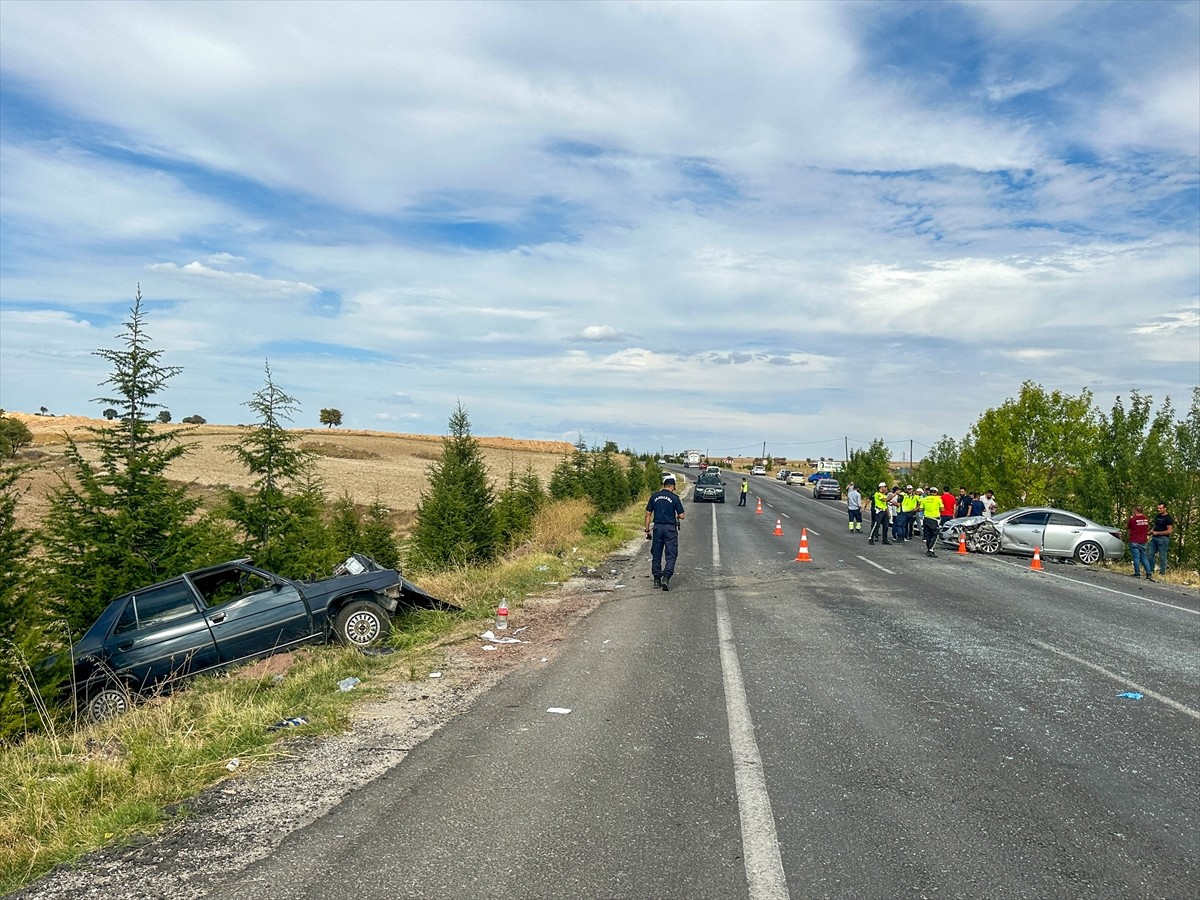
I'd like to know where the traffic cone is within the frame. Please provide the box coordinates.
[1030,546,1044,571]
[957,531,968,555]
[755,497,763,515]
[773,517,784,536]
[794,528,811,562]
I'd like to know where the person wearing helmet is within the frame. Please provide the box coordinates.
[868,481,892,545]
[644,474,686,590]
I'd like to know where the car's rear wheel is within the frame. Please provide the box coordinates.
[84,682,131,723]
[974,528,1002,554]
[1074,541,1104,565]
[334,599,391,648]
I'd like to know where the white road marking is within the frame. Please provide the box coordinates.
[712,503,721,567]
[994,559,1199,615]
[1030,639,1200,721]
[857,556,897,575]
[715,589,790,900]
[805,529,820,537]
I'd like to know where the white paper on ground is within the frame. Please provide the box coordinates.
[546,707,572,714]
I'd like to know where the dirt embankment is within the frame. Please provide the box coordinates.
[4,412,575,531]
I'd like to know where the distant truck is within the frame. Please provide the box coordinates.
[685,450,702,468]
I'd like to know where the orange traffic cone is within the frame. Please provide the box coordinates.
[1030,546,1044,571]
[794,528,811,562]
[755,497,763,515]
[957,531,968,555]
[773,517,784,536]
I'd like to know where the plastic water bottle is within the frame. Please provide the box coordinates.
[496,598,509,631]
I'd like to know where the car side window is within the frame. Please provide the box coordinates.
[1010,512,1051,527]
[112,583,199,634]
[1048,513,1085,527]
[191,568,273,607]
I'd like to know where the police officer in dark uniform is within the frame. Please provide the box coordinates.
[644,474,686,591]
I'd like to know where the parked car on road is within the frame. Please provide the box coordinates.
[787,472,807,485]
[813,478,841,500]
[938,507,1123,564]
[776,469,792,481]
[53,554,442,722]
[693,470,726,503]
[808,471,834,484]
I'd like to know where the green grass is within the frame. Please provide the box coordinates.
[0,497,642,893]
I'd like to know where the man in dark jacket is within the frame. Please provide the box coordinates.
[644,475,686,591]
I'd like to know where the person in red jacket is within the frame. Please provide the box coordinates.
[940,486,956,525]
[1127,505,1151,579]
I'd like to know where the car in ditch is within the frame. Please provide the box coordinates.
[938,507,1124,564]
[812,478,841,500]
[692,470,726,503]
[54,554,443,722]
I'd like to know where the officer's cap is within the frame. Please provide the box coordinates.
[662,474,676,484]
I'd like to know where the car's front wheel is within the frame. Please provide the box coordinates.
[334,599,392,648]
[84,682,131,723]
[1074,541,1104,565]
[974,527,1002,554]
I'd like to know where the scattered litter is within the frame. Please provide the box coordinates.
[1117,691,1144,700]
[268,716,309,731]
[614,583,625,588]
[535,564,549,571]
[225,758,240,772]
[546,707,572,715]
[271,674,284,685]
[513,626,529,635]
[481,644,497,651]
[544,581,560,586]
[337,676,361,692]
[603,640,610,644]
[540,657,548,662]
[479,630,524,644]
[428,672,442,678]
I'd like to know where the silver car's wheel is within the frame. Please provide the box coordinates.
[974,528,1002,554]
[85,683,131,723]
[1074,541,1104,565]
[334,599,391,647]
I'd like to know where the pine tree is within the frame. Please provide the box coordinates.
[359,498,401,569]
[39,289,208,635]
[0,466,48,738]
[409,403,498,570]
[222,363,330,576]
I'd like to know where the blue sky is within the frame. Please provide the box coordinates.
[1,0,1197,461]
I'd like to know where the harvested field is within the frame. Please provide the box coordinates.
[4,412,575,531]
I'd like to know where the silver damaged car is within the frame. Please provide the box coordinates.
[939,507,1124,564]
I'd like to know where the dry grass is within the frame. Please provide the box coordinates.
[5,412,574,532]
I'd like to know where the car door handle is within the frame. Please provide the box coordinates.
[118,641,134,651]
[210,613,227,624]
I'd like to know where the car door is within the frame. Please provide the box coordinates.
[1044,511,1088,557]
[189,564,317,665]
[99,581,220,690]
[1000,511,1051,554]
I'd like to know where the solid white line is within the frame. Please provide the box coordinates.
[805,529,820,537]
[712,503,721,568]
[1030,639,1200,721]
[857,556,897,575]
[995,559,1199,615]
[715,589,790,900]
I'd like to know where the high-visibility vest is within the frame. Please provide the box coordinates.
[874,491,888,510]
[921,494,943,519]
[902,493,918,512]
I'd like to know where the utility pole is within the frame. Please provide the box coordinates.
[762,441,766,463]
[845,436,849,463]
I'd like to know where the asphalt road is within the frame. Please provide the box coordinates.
[208,475,1200,900]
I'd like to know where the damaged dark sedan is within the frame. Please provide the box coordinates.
[59,554,441,722]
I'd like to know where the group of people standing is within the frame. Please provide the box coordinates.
[1126,504,1174,581]
[846,483,996,558]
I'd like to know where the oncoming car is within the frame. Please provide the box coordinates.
[693,471,726,503]
[939,507,1123,564]
[750,465,767,476]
